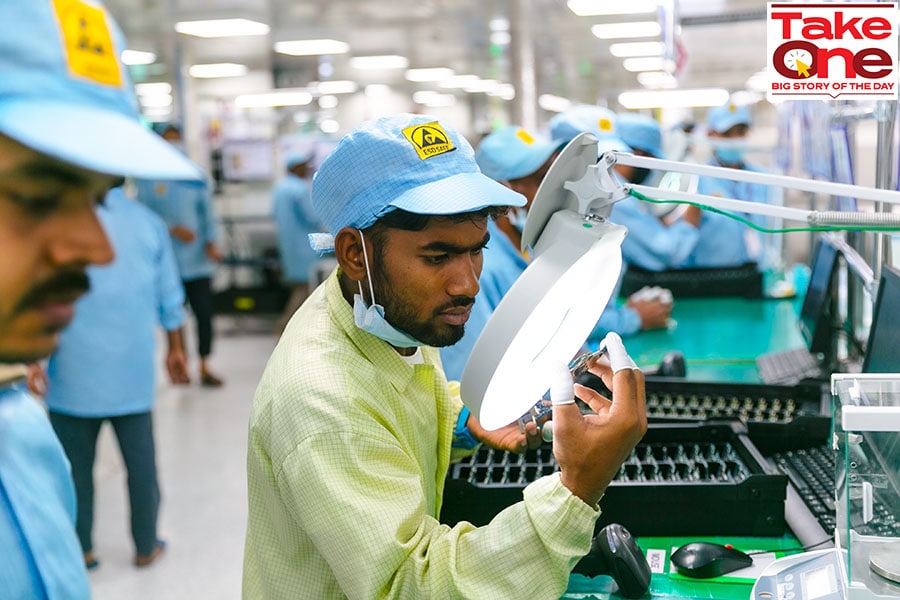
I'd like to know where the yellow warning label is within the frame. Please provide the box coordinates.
[598,118,613,132]
[52,0,123,87]
[515,129,535,145]
[402,121,455,160]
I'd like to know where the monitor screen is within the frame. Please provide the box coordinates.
[799,235,840,354]
[863,264,900,373]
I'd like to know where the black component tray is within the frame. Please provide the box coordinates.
[620,262,764,298]
[641,378,830,454]
[441,421,787,537]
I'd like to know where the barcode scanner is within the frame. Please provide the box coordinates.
[572,523,652,598]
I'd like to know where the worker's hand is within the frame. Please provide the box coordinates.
[25,363,48,397]
[551,332,647,506]
[166,348,190,385]
[466,409,543,453]
[170,225,196,244]
[627,287,673,330]
[205,242,222,262]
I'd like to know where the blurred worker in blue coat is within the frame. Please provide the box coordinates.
[30,187,190,571]
[272,150,322,334]
[0,0,202,596]
[136,125,225,387]
[613,112,702,271]
[685,102,778,269]
[550,109,673,335]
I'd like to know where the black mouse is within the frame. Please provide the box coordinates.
[670,542,753,579]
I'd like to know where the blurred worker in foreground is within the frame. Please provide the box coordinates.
[549,106,674,337]
[243,113,647,599]
[684,102,779,269]
[271,150,322,335]
[136,125,226,387]
[30,186,190,571]
[612,111,702,272]
[0,0,202,596]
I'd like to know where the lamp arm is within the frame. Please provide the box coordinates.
[592,149,900,229]
[608,151,900,206]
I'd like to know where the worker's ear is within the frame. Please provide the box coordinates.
[334,226,367,281]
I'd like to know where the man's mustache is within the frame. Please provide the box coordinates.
[15,271,91,312]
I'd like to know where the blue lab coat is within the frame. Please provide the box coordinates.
[271,173,321,283]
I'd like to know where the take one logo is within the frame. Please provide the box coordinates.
[402,122,456,160]
[767,2,898,101]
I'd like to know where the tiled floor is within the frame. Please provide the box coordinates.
[87,319,277,600]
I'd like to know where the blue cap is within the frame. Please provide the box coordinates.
[549,105,620,143]
[707,103,752,134]
[549,105,631,157]
[0,0,202,181]
[475,126,562,182]
[286,149,314,169]
[312,114,526,240]
[616,112,662,158]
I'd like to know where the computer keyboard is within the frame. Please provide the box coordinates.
[756,347,823,385]
[620,262,763,298]
[769,444,900,548]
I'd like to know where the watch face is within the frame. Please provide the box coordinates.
[785,49,813,76]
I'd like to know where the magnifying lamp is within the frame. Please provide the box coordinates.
[460,132,900,432]
[460,134,627,431]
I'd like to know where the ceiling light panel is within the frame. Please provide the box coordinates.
[567,0,659,16]
[591,21,661,39]
[274,39,350,56]
[174,18,270,38]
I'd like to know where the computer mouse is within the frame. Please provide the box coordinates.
[670,542,753,579]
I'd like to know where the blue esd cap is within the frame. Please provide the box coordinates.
[310,114,526,250]
[707,103,752,134]
[475,125,563,182]
[0,0,203,181]
[616,112,663,158]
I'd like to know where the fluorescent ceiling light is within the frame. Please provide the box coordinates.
[490,17,509,31]
[637,71,677,89]
[622,57,675,72]
[274,39,349,56]
[591,21,661,39]
[320,119,340,134]
[137,94,172,108]
[235,90,313,108]
[365,84,391,97]
[489,83,516,100]
[405,67,455,82]
[618,88,730,109]
[746,70,769,93]
[567,0,658,16]
[463,79,500,93]
[349,55,409,70]
[490,31,511,45]
[438,75,481,89]
[318,95,339,109]
[314,80,358,95]
[174,18,269,38]
[122,49,156,65]
[135,82,172,96]
[412,91,456,107]
[189,63,248,78]
[609,41,665,58]
[539,94,573,113]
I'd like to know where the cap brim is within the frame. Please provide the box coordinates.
[712,115,750,134]
[0,100,204,181]
[388,171,526,217]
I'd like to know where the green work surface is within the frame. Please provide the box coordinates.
[624,296,806,383]
[563,535,805,600]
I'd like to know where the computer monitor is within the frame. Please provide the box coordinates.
[799,235,840,355]
[862,264,900,373]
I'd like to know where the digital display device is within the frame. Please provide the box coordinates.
[863,265,900,373]
[799,236,840,355]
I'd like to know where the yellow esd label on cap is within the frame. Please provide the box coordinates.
[52,0,123,87]
[516,129,536,145]
[402,121,455,160]
[598,118,613,132]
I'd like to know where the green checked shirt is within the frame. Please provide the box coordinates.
[243,269,599,599]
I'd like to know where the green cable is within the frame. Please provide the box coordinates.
[628,188,900,234]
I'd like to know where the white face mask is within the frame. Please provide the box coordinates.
[352,230,425,349]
